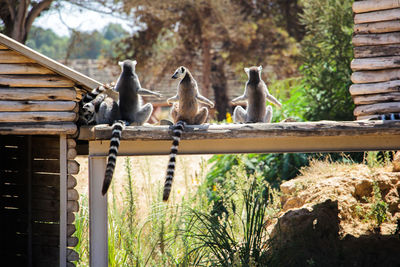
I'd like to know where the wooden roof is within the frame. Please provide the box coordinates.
[0,33,102,91]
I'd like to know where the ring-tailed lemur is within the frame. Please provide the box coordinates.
[163,66,214,201]
[101,59,162,195]
[78,84,113,125]
[232,66,281,123]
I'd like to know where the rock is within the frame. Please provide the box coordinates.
[392,151,400,172]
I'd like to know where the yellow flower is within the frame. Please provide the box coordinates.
[212,185,217,192]
[226,112,233,123]
[177,189,181,194]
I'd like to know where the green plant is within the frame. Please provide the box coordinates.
[368,182,388,229]
[299,0,355,121]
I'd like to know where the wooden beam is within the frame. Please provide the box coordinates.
[0,100,76,112]
[79,121,400,154]
[0,63,56,74]
[354,8,400,24]
[0,122,77,135]
[353,92,400,105]
[354,20,400,34]
[349,80,400,95]
[60,135,67,267]
[353,32,400,46]
[0,88,76,101]
[0,111,76,123]
[89,156,108,267]
[354,44,400,58]
[354,102,400,116]
[0,50,36,63]
[0,74,75,87]
[353,0,400,13]
[351,68,400,83]
[351,56,400,71]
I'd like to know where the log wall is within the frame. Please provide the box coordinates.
[351,0,400,119]
[0,46,82,134]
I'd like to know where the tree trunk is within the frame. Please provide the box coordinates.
[211,54,231,121]
[201,39,211,98]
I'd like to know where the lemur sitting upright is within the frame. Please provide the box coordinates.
[232,66,281,123]
[162,66,214,201]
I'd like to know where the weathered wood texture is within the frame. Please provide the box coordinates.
[0,122,77,135]
[0,50,36,63]
[351,56,400,71]
[354,102,400,116]
[0,100,76,112]
[350,80,400,95]
[0,74,75,87]
[0,111,76,123]
[0,63,56,74]
[353,32,400,46]
[79,121,400,141]
[351,68,400,83]
[354,8,400,24]
[0,87,76,100]
[353,0,400,13]
[354,20,400,34]
[353,92,400,105]
[354,44,400,58]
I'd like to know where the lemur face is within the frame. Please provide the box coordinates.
[172,66,186,79]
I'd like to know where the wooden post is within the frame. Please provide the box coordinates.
[59,135,67,267]
[89,155,108,267]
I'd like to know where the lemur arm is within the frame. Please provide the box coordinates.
[264,84,282,108]
[91,94,107,109]
[167,94,179,104]
[231,94,247,103]
[196,94,214,108]
[138,88,162,97]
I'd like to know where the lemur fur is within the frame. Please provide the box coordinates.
[101,59,161,195]
[232,66,281,123]
[163,66,214,201]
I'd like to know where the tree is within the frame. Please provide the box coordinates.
[0,0,54,43]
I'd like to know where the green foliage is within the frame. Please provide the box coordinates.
[299,0,355,121]
[26,26,69,59]
[184,167,276,266]
[368,182,389,228]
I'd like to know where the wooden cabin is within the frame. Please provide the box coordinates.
[351,0,400,120]
[0,33,101,267]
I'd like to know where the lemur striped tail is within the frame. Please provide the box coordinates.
[101,120,125,195]
[163,121,185,201]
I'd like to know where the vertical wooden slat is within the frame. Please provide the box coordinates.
[27,136,32,267]
[89,155,108,267]
[59,135,67,267]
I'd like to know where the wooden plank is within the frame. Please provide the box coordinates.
[0,88,76,101]
[67,139,76,148]
[351,68,400,83]
[67,189,79,201]
[67,175,77,189]
[68,236,78,247]
[33,159,59,173]
[354,44,400,58]
[0,63,56,74]
[354,102,400,116]
[354,8,400,24]
[89,156,108,267]
[350,80,400,95]
[0,111,76,123]
[0,50,36,63]
[82,121,400,155]
[351,56,400,71]
[0,100,76,112]
[0,33,102,90]
[353,92,400,105]
[67,248,79,262]
[0,75,75,87]
[0,122,77,135]
[60,135,67,267]
[353,32,400,46]
[0,44,8,49]
[354,20,400,34]
[67,148,77,160]
[353,0,400,13]
[67,160,80,175]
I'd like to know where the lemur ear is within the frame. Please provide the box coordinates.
[258,65,263,71]
[118,61,123,67]
[244,67,250,74]
[132,60,137,66]
[181,66,185,73]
